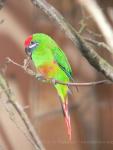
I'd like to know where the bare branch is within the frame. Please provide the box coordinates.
[86,29,102,38]
[0,73,45,150]
[84,38,111,52]
[6,57,111,86]
[31,0,113,81]
[51,79,110,86]
[79,0,113,52]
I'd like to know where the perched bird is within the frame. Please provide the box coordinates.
[24,33,74,140]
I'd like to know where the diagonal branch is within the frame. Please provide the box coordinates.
[0,73,45,150]
[31,0,113,81]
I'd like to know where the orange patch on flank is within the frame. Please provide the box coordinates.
[37,61,58,76]
[39,66,51,74]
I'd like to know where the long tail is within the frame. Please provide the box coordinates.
[61,98,72,140]
[55,83,72,140]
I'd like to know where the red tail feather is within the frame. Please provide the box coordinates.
[62,101,72,140]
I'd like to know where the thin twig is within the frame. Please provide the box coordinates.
[52,79,110,86]
[78,20,109,51]
[78,16,92,34]
[79,0,113,52]
[86,29,102,38]
[0,73,45,150]
[84,38,111,52]
[6,57,111,86]
[78,21,87,34]
[6,57,36,76]
[31,0,113,82]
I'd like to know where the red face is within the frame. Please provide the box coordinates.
[24,35,38,56]
[24,35,32,48]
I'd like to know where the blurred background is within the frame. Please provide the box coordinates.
[0,0,113,150]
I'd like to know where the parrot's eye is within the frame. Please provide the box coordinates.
[25,41,39,56]
[29,41,38,49]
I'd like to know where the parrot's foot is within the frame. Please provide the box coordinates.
[36,75,48,82]
[23,57,30,70]
[36,74,44,80]
[51,78,57,85]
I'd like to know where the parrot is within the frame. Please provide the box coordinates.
[24,33,74,140]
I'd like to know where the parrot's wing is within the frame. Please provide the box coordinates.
[53,47,79,92]
[53,47,73,79]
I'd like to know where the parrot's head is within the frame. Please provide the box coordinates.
[24,33,56,56]
[24,35,39,56]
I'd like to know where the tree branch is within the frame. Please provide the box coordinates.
[6,57,111,86]
[78,0,113,52]
[0,73,45,150]
[31,0,113,81]
[84,38,112,52]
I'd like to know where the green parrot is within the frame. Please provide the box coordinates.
[24,33,74,140]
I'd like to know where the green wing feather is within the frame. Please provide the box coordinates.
[53,47,73,79]
[53,46,79,92]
